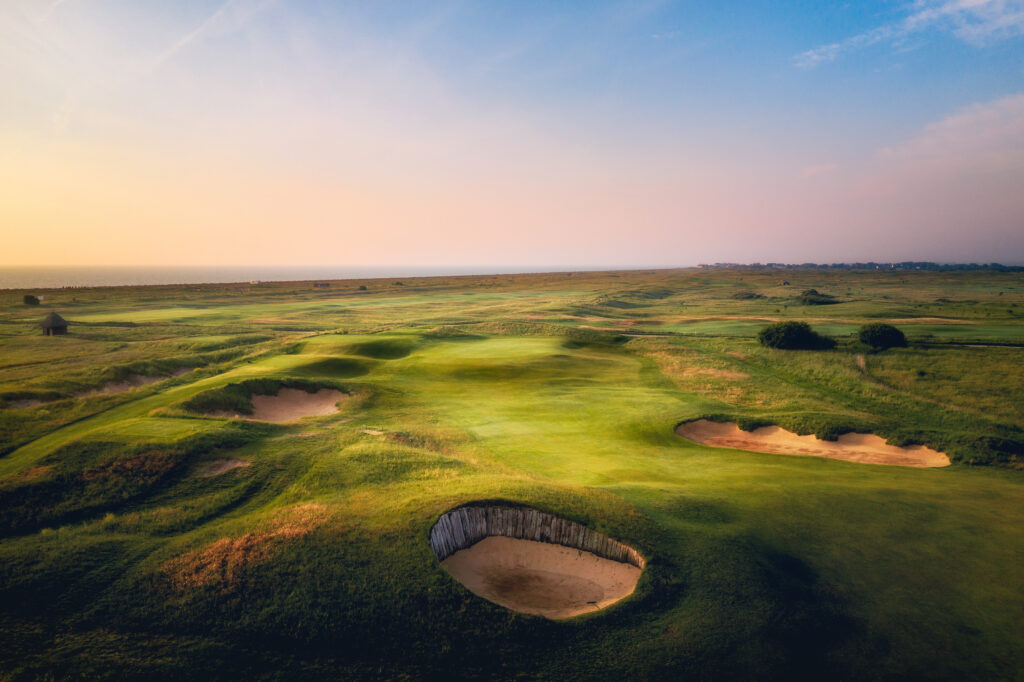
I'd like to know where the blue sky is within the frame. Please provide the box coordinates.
[2,0,1023,266]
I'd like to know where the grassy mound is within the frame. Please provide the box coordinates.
[340,339,416,359]
[797,289,840,305]
[0,425,258,536]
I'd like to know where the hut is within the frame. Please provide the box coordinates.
[40,312,69,336]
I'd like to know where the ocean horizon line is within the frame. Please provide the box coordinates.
[0,265,667,291]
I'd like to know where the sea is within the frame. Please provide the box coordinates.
[0,265,620,290]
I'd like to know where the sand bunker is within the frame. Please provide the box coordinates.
[442,537,642,619]
[212,388,346,423]
[676,419,949,467]
[430,505,644,619]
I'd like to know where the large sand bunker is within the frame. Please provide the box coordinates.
[212,388,346,423]
[676,419,949,467]
[430,505,644,619]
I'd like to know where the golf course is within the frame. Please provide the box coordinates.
[1,267,1022,679]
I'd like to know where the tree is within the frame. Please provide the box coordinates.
[23,295,39,305]
[858,323,907,350]
[758,321,836,350]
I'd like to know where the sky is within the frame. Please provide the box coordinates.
[1,0,1023,268]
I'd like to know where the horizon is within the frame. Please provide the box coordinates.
[4,260,1023,292]
[3,1,1024,266]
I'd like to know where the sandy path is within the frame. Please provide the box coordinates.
[676,419,949,467]
[212,388,346,423]
[441,536,642,619]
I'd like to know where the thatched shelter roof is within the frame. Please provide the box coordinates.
[40,312,68,329]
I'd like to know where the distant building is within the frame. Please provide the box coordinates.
[40,312,69,336]
[313,282,331,288]
[249,280,261,285]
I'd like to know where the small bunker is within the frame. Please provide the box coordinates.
[211,388,346,423]
[430,504,644,619]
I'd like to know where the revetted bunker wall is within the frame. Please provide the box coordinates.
[429,504,645,569]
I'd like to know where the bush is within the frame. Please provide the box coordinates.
[797,289,838,305]
[23,295,39,305]
[858,323,907,350]
[758,321,836,350]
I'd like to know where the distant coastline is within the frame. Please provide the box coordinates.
[697,261,1024,272]
[0,265,620,291]
[3,262,1021,291]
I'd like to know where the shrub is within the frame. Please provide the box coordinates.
[758,321,836,350]
[797,289,838,305]
[858,323,907,350]
[23,295,39,305]
[732,290,766,300]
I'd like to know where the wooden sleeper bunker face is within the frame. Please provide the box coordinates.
[430,504,644,619]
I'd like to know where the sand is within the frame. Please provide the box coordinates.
[212,388,346,423]
[441,536,642,619]
[676,419,949,467]
[195,458,251,477]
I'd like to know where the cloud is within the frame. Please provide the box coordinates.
[151,0,274,69]
[795,0,1024,68]
[153,0,236,67]
[877,92,1024,173]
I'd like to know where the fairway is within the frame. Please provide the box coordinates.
[1,268,1022,679]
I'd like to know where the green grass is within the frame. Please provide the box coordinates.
[1,268,1022,679]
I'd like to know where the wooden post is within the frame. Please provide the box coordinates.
[429,504,645,569]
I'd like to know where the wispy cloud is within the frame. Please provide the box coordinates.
[796,0,1024,68]
[877,92,1024,172]
[153,0,236,67]
[152,0,275,69]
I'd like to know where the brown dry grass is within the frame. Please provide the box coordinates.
[9,465,55,482]
[81,452,177,483]
[163,503,327,592]
[637,344,751,402]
